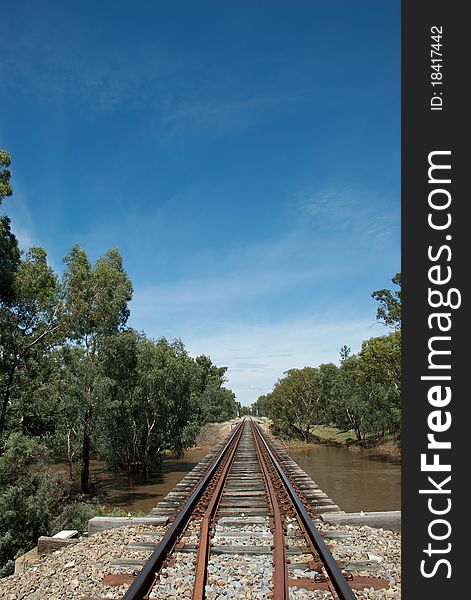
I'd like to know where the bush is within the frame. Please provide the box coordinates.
[0,433,68,577]
[50,501,101,535]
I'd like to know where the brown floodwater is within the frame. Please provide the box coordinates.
[57,447,212,515]
[61,444,399,515]
[287,445,401,512]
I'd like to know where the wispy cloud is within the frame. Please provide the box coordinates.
[1,30,303,137]
[297,185,398,242]
[130,260,321,318]
[160,89,303,138]
[0,33,174,114]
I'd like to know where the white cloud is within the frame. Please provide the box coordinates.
[129,262,319,318]
[181,315,378,406]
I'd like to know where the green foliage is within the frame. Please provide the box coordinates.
[0,245,61,436]
[97,334,182,474]
[0,150,13,206]
[0,433,148,577]
[62,244,132,344]
[192,355,237,424]
[0,433,67,577]
[45,502,145,546]
[251,395,270,417]
[0,216,20,303]
[260,330,401,445]
[261,365,338,442]
[330,332,401,442]
[371,272,401,330]
[51,501,101,534]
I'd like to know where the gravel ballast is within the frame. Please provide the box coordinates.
[0,518,400,599]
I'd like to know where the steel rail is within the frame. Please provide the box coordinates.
[251,420,289,600]
[192,420,245,600]
[252,420,357,600]
[122,419,246,600]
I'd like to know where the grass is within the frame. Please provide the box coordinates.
[311,425,357,444]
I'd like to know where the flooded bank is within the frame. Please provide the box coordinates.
[287,445,401,512]
[67,440,400,515]
[83,447,212,514]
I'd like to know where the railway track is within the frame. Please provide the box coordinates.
[121,418,388,600]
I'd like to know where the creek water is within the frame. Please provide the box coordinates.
[288,445,401,512]
[82,447,211,515]
[88,443,400,515]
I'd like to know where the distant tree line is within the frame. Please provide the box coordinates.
[0,151,238,576]
[251,274,401,445]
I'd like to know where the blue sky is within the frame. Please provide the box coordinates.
[1,1,400,405]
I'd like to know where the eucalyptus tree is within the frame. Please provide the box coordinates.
[100,335,198,477]
[331,353,366,443]
[326,275,402,441]
[93,329,141,476]
[61,244,132,492]
[331,331,401,443]
[357,331,401,436]
[0,215,20,304]
[0,151,15,301]
[192,354,238,424]
[50,345,103,480]
[251,394,270,417]
[268,367,332,442]
[0,247,62,436]
[145,337,195,462]
[371,272,401,330]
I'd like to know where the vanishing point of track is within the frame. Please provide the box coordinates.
[122,418,379,600]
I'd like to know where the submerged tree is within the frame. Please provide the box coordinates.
[61,244,133,492]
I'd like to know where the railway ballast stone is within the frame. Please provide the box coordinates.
[0,524,165,600]
[0,520,400,599]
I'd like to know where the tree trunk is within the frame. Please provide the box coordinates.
[142,418,155,480]
[346,408,363,445]
[0,363,16,436]
[0,391,10,436]
[81,407,92,493]
[66,430,74,480]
